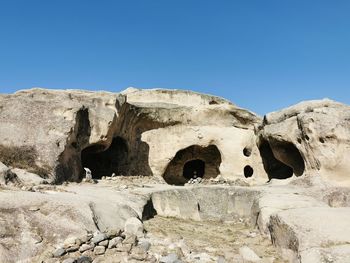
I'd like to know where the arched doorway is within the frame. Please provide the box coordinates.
[258,138,305,180]
[81,136,129,179]
[163,144,221,185]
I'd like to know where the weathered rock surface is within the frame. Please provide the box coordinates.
[1,88,350,263]
[269,207,350,262]
[0,88,265,185]
[0,161,21,187]
[258,99,350,186]
[0,181,148,262]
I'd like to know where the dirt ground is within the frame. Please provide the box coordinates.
[144,215,287,262]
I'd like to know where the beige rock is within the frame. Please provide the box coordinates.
[11,168,46,185]
[269,207,350,262]
[239,246,261,262]
[251,191,327,234]
[0,88,265,185]
[0,162,21,187]
[124,217,144,237]
[258,99,350,185]
[94,245,106,255]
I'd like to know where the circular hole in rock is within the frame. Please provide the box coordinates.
[243,147,252,157]
[244,165,254,178]
[297,138,302,144]
[305,135,310,141]
[319,138,325,144]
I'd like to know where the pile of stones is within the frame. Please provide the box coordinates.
[45,229,157,263]
[185,177,202,185]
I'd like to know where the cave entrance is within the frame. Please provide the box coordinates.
[258,138,305,180]
[81,136,128,179]
[163,145,221,185]
[183,159,205,180]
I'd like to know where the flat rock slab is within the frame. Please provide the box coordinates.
[252,191,327,234]
[300,245,350,263]
[269,207,350,261]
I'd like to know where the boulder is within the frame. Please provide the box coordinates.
[258,99,350,185]
[11,168,45,185]
[239,246,261,262]
[0,162,21,186]
[124,217,144,237]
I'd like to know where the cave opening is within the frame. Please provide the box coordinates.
[81,136,128,179]
[163,145,221,185]
[183,159,205,179]
[244,165,254,178]
[258,138,305,180]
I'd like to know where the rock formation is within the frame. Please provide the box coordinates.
[0,87,267,185]
[257,99,350,185]
[1,87,350,263]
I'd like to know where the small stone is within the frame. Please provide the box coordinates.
[239,246,261,262]
[62,259,75,263]
[99,239,109,247]
[247,232,257,238]
[130,246,148,261]
[63,236,78,248]
[160,253,179,263]
[116,243,133,253]
[52,248,66,257]
[75,238,83,246]
[78,233,93,243]
[44,259,59,263]
[76,256,93,263]
[123,234,137,245]
[79,243,95,253]
[108,236,123,248]
[81,250,94,258]
[66,245,79,252]
[145,254,158,263]
[106,228,122,239]
[124,217,144,237]
[94,245,106,255]
[138,240,151,251]
[91,232,107,244]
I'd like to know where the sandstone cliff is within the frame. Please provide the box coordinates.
[0,88,265,185]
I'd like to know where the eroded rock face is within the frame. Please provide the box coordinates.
[257,99,350,185]
[0,88,120,182]
[0,88,266,184]
[1,88,350,186]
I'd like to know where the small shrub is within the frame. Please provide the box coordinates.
[0,144,50,178]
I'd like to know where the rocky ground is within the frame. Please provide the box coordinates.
[2,163,350,262]
[143,216,287,263]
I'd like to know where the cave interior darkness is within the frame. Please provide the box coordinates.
[81,136,128,179]
[259,138,305,180]
[183,159,205,179]
[163,144,222,185]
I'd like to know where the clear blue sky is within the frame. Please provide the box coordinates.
[0,1,349,115]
